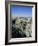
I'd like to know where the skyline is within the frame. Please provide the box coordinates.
[10,5,32,17]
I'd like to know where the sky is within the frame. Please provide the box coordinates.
[10,5,32,17]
